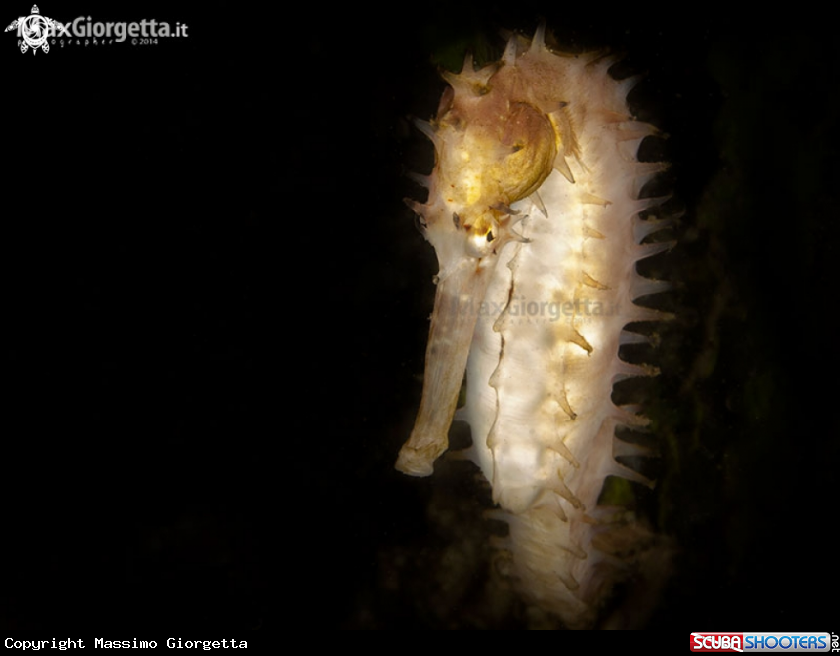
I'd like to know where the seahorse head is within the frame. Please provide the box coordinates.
[396,47,560,477]
[417,75,557,280]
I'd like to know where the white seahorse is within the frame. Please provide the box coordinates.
[395,25,673,628]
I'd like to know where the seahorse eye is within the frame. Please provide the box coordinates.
[464,219,498,258]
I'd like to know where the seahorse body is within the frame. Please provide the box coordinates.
[396,26,670,628]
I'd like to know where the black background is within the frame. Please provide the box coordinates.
[3,2,838,633]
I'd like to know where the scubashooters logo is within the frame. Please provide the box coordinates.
[690,633,832,652]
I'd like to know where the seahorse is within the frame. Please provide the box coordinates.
[395,25,673,628]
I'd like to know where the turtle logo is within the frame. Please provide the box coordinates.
[5,5,65,54]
